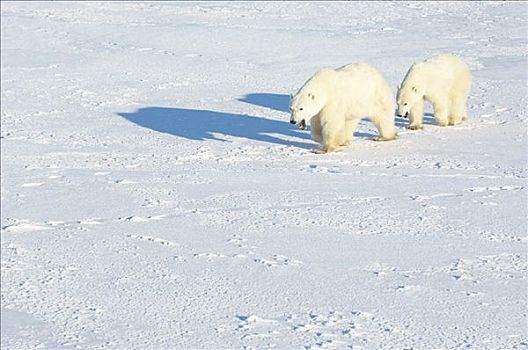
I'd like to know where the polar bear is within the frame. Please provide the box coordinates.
[397,54,472,130]
[290,63,396,154]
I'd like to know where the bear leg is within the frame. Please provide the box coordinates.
[342,118,361,145]
[407,100,424,130]
[313,120,343,153]
[448,96,467,126]
[310,114,323,143]
[433,101,449,127]
[371,112,397,141]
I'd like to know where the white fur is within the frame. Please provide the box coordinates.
[397,54,472,129]
[290,63,396,154]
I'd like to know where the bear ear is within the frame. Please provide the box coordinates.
[397,83,401,90]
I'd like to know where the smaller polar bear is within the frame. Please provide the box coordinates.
[290,63,396,154]
[397,54,472,130]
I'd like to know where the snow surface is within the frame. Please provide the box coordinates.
[1,1,527,349]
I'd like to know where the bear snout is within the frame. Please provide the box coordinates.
[290,119,297,125]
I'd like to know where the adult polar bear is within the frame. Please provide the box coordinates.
[290,63,396,154]
[397,54,472,130]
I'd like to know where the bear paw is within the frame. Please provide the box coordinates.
[448,119,463,126]
[311,144,343,154]
[406,124,423,130]
[311,148,327,154]
[372,135,397,142]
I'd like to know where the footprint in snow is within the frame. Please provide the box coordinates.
[409,193,460,202]
[254,254,303,267]
[464,185,523,193]
[126,233,178,247]
[114,179,137,184]
[119,215,166,222]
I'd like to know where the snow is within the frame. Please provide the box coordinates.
[1,1,527,349]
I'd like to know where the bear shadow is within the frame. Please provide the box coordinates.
[117,106,315,149]
[239,93,440,129]
[238,93,290,113]
[395,112,437,128]
[239,92,380,139]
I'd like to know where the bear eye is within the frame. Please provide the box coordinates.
[299,108,303,111]
[404,103,408,106]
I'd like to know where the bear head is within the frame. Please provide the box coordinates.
[289,91,321,130]
[397,84,422,118]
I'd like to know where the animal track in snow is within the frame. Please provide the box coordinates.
[394,285,422,292]
[114,179,137,184]
[233,310,398,348]
[118,215,166,222]
[253,254,303,267]
[409,193,460,202]
[305,164,343,174]
[236,314,280,331]
[479,231,526,243]
[447,254,526,282]
[464,185,523,193]
[192,252,228,260]
[227,235,248,248]
[126,234,178,247]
